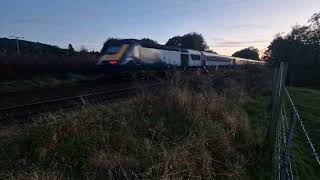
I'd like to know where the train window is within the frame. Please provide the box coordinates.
[191,54,200,61]
[105,46,121,55]
[206,56,217,61]
[207,56,230,62]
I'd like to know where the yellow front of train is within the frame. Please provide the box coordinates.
[97,44,129,66]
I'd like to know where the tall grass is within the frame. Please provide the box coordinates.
[0,67,272,179]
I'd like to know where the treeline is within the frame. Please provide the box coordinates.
[0,38,98,57]
[101,32,216,53]
[1,33,216,78]
[2,11,320,86]
[263,12,320,86]
[0,39,99,79]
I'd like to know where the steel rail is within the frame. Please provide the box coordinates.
[0,83,165,122]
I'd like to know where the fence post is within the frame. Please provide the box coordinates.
[267,62,288,146]
[280,110,298,180]
[265,62,288,179]
[271,66,279,106]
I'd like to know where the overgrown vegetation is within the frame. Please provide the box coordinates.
[0,67,272,179]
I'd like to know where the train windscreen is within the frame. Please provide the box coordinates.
[105,46,121,55]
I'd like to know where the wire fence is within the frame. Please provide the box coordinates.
[270,62,320,180]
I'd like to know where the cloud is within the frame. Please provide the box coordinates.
[211,37,226,41]
[212,40,268,47]
[229,24,268,29]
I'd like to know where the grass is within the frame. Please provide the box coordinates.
[0,73,102,93]
[0,54,99,92]
[0,67,273,179]
[284,87,320,180]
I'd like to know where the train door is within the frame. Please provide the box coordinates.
[201,54,205,66]
[181,54,189,67]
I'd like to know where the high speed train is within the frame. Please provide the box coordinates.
[97,39,264,70]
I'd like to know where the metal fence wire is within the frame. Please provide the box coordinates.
[270,62,320,180]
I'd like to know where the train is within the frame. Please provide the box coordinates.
[96,39,264,71]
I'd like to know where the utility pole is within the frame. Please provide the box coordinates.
[9,36,24,56]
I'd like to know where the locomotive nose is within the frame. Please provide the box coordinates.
[97,44,129,66]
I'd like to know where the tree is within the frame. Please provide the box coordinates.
[139,38,159,46]
[232,46,260,60]
[264,12,320,86]
[166,36,183,48]
[67,43,75,56]
[205,49,217,54]
[80,45,88,53]
[68,44,74,52]
[165,32,209,51]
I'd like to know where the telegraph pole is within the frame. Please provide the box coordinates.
[9,36,24,56]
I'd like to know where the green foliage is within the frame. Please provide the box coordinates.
[245,94,273,179]
[264,12,320,86]
[232,46,260,60]
[165,32,209,51]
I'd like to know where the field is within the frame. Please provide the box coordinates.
[0,67,274,179]
[286,87,320,179]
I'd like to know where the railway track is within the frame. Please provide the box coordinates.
[0,83,165,124]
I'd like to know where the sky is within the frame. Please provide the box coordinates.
[1,0,319,55]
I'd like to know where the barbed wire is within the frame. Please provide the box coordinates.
[281,107,294,180]
[284,88,320,166]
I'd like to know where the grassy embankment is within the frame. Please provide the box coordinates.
[0,67,273,179]
[0,54,100,93]
[0,73,103,93]
[285,87,320,179]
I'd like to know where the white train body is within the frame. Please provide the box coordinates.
[97,39,264,70]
